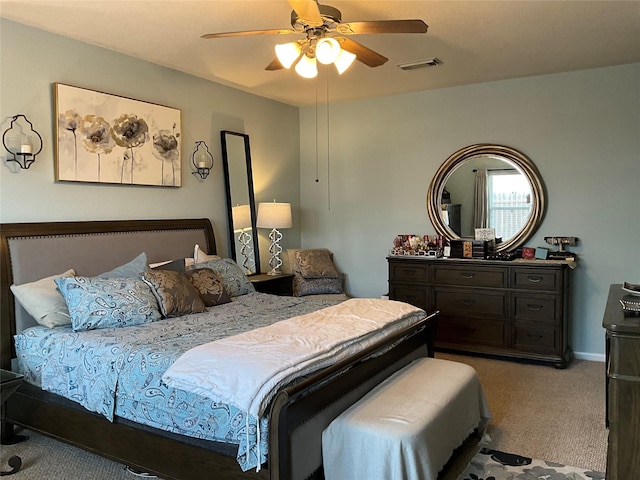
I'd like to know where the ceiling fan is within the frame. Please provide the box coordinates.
[202,0,428,78]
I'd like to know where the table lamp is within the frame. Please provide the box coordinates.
[257,201,292,275]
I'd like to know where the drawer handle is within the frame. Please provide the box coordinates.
[526,304,543,311]
[460,272,475,279]
[526,275,543,283]
[462,299,476,306]
[404,295,416,301]
[403,269,417,276]
[526,333,544,341]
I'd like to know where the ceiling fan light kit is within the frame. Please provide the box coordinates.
[202,0,428,80]
[295,53,318,78]
[275,42,302,68]
[315,37,340,64]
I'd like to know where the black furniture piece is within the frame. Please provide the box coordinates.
[1,369,24,476]
[603,283,640,480]
[388,256,572,367]
[250,273,294,296]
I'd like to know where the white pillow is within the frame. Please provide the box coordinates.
[10,269,76,328]
[194,244,220,264]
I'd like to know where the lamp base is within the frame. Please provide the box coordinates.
[266,228,284,276]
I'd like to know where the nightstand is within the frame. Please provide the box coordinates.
[250,273,294,296]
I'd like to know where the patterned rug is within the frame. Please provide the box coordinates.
[456,448,605,480]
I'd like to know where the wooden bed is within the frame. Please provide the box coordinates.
[0,218,435,480]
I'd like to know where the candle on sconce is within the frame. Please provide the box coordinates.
[198,161,206,168]
[20,144,32,154]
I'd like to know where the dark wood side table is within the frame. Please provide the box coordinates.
[1,370,25,476]
[250,273,294,296]
[603,283,640,480]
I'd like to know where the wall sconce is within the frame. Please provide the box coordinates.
[191,140,214,180]
[2,114,43,170]
[257,201,292,275]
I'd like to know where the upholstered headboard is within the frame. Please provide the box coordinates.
[0,218,216,369]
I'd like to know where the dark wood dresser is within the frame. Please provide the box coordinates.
[603,284,640,479]
[388,256,572,367]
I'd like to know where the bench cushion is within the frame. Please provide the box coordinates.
[322,357,491,480]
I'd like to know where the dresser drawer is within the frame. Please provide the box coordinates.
[432,265,507,288]
[512,323,560,354]
[436,316,506,347]
[389,262,428,283]
[512,293,561,324]
[389,285,427,309]
[434,288,507,318]
[512,268,563,291]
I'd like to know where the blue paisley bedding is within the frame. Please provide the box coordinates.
[14,292,341,471]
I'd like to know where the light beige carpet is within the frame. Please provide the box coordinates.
[0,352,608,479]
[438,352,608,479]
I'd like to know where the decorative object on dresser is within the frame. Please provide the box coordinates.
[54,83,182,187]
[603,283,640,479]
[257,201,293,275]
[388,256,573,367]
[2,114,43,170]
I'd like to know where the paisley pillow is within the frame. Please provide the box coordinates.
[141,270,206,317]
[195,258,255,297]
[185,268,231,307]
[55,276,162,331]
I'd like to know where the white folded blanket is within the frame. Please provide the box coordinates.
[162,298,425,417]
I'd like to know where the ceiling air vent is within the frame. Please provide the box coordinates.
[397,58,442,71]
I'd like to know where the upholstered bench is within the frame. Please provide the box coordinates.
[322,357,491,480]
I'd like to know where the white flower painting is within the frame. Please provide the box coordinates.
[55,83,181,187]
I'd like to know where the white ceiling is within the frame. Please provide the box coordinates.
[1,0,639,106]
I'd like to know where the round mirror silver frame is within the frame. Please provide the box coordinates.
[427,144,546,252]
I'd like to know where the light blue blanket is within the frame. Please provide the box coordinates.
[14,292,341,471]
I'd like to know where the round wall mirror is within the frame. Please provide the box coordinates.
[427,144,546,252]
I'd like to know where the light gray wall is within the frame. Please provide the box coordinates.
[299,63,640,359]
[0,19,301,269]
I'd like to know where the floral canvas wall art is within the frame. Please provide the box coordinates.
[55,83,182,187]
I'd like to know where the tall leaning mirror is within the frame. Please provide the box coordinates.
[427,144,546,252]
[221,130,260,274]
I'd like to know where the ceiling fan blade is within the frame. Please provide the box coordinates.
[265,58,284,71]
[338,38,388,67]
[338,19,428,35]
[202,29,294,39]
[288,0,323,26]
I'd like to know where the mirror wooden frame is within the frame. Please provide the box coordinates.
[221,130,261,273]
[426,144,546,252]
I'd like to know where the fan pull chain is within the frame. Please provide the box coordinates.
[315,78,319,183]
[326,70,331,211]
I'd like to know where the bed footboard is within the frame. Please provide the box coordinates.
[270,312,436,480]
